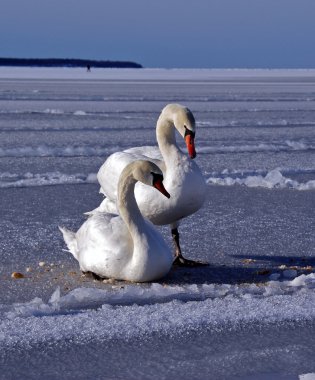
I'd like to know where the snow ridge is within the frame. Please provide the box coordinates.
[1,274,315,349]
[207,169,315,190]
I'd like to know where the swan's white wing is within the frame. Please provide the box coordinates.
[97,146,165,203]
[124,146,162,161]
[84,198,118,216]
[95,103,206,228]
[76,212,132,274]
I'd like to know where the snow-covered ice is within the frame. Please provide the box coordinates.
[0,67,315,379]
[206,168,315,190]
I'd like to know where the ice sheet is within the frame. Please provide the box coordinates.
[1,68,315,379]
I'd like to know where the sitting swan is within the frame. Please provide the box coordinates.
[95,104,207,266]
[59,160,173,282]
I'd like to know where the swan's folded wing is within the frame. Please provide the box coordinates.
[123,146,165,173]
[84,198,118,216]
[124,146,162,161]
[97,147,164,202]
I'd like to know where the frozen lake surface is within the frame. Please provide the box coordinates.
[0,68,315,379]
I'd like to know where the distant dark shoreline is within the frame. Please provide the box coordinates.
[0,58,142,69]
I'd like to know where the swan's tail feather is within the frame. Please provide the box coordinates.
[58,226,79,260]
[84,207,99,217]
[84,198,118,216]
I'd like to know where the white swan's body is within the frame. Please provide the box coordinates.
[60,161,173,282]
[95,104,206,230]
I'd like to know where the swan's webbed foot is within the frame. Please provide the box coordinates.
[171,227,208,267]
[173,254,209,267]
[82,271,104,281]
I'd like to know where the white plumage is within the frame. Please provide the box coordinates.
[60,161,173,282]
[93,104,207,265]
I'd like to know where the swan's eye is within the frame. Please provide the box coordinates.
[150,172,170,198]
[184,126,195,138]
[151,172,164,186]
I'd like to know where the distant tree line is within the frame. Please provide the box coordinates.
[0,57,142,68]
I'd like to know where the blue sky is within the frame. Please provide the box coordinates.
[1,0,315,68]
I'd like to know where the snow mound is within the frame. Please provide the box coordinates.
[73,110,86,116]
[198,140,314,154]
[0,171,98,188]
[0,145,121,158]
[43,108,64,114]
[1,274,315,349]
[3,273,315,320]
[207,169,315,190]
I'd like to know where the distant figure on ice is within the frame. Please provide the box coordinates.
[86,64,91,72]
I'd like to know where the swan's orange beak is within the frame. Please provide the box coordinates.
[154,178,170,198]
[185,134,196,159]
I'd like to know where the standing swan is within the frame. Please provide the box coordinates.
[96,104,207,266]
[59,160,173,282]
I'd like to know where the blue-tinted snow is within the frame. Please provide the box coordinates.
[0,68,315,380]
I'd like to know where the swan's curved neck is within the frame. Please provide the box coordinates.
[117,171,146,240]
[156,115,181,164]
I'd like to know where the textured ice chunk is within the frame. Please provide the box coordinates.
[300,373,315,380]
[73,110,86,116]
[0,171,98,188]
[49,286,61,309]
[207,169,315,190]
[3,274,315,322]
[289,273,315,287]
